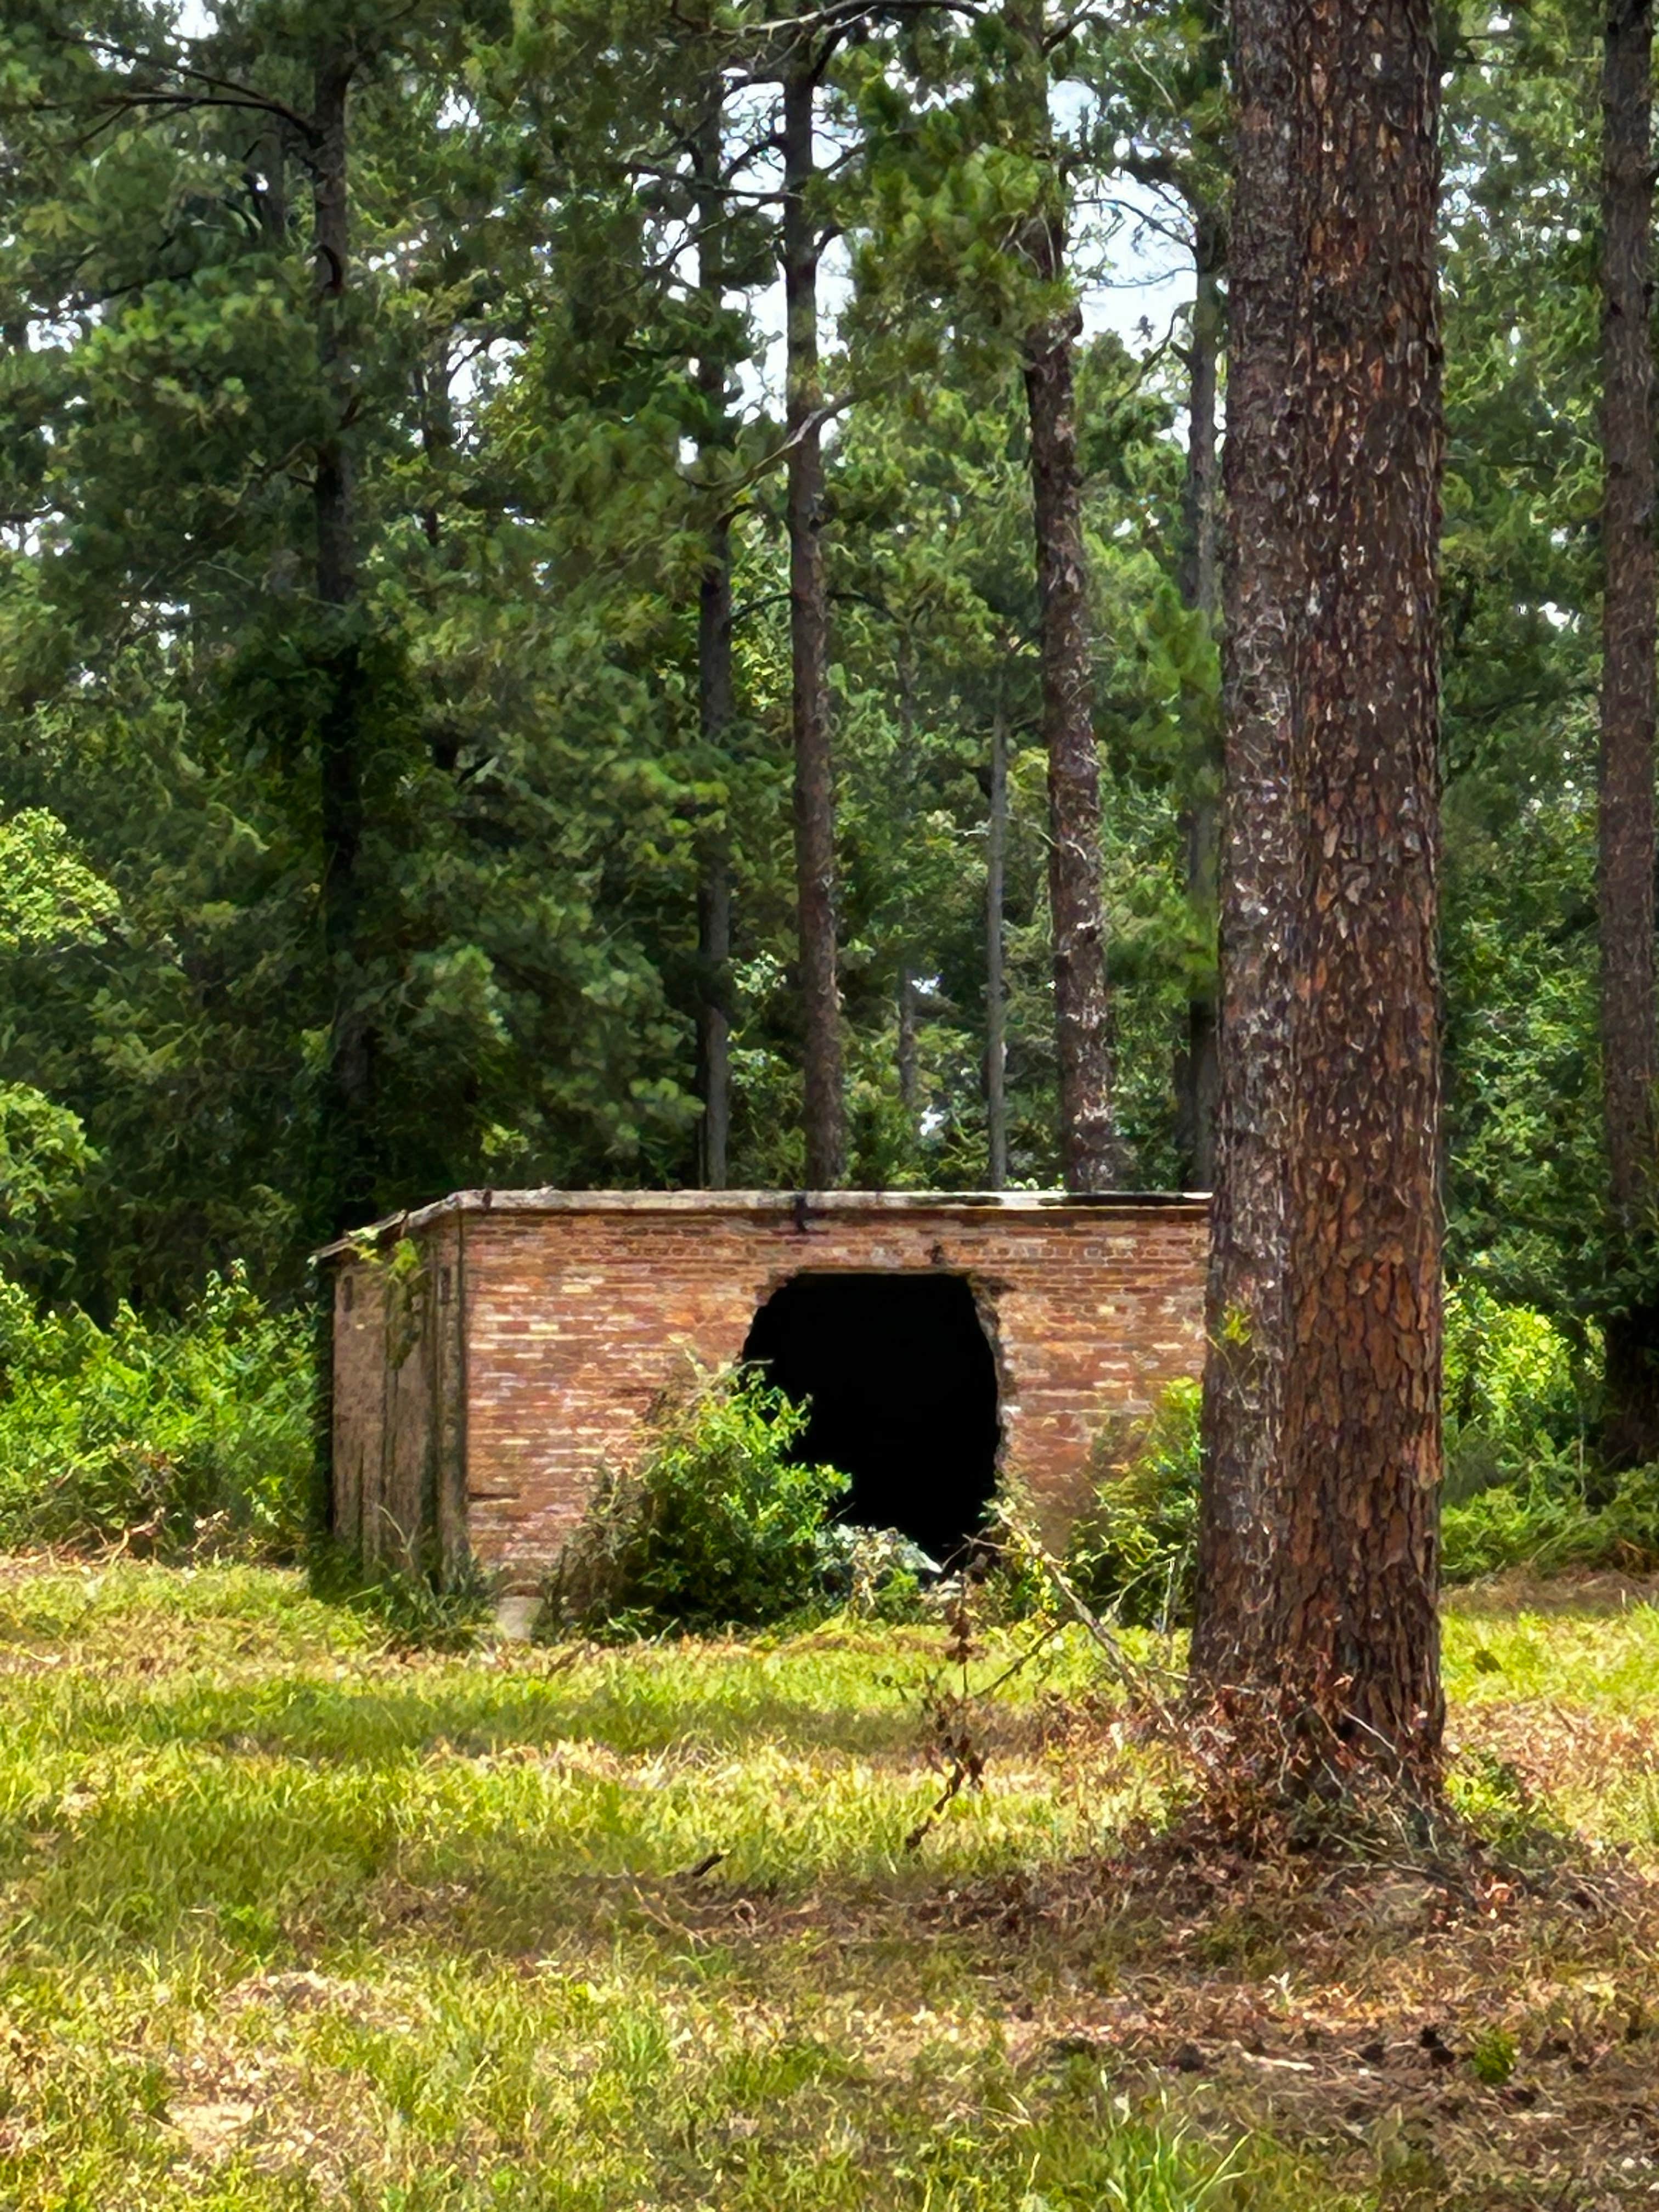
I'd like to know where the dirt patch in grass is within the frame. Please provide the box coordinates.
[1453,1570,1659,1618]
[915,1839,1659,2205]
[565,1833,1659,2202]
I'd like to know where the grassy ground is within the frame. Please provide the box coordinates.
[1,1564,1657,2209]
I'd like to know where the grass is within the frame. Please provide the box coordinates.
[1,1565,1657,2208]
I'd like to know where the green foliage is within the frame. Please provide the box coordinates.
[1065,1379,1201,1630]
[1062,1304,1643,1604]
[541,1364,850,1636]
[1442,1460,1659,1583]
[1469,2026,1519,2087]
[0,807,117,1284]
[0,1080,92,1278]
[1443,1282,1590,1501]
[1436,1285,1659,1583]
[1446,1746,1542,1854]
[0,1265,312,1555]
[0,808,120,953]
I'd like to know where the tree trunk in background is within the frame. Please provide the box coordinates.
[1026,328,1115,1193]
[894,647,921,1136]
[1008,3,1115,1194]
[1175,202,1223,1191]
[312,46,374,1238]
[782,59,847,1188]
[1267,0,1445,1779]
[985,702,1009,1188]
[1188,1,1300,1690]
[897,966,919,1116]
[414,342,453,551]
[1177,216,1222,629]
[693,99,733,1190]
[1600,0,1659,1466]
[696,518,734,1189]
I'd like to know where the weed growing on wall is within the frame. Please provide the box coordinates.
[1066,1380,1202,1629]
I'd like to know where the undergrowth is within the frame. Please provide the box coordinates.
[307,1539,500,1652]
[0,1265,311,1556]
[1064,1292,1657,1628]
[1066,1379,1202,1629]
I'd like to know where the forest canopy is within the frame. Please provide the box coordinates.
[0,0,1618,1363]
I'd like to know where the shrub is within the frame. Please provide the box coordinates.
[1065,1379,1201,1629]
[1442,1459,1659,1583]
[1057,1294,1628,1612]
[1435,1286,1659,1580]
[1443,1284,1590,1503]
[0,1266,312,1555]
[541,1363,849,1635]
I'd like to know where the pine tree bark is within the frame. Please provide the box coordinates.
[1175,202,1223,1191]
[311,44,374,1238]
[1026,320,1116,1193]
[1600,0,1659,1466]
[1194,0,1446,1789]
[1188,2,1300,1689]
[1007,3,1115,1194]
[1274,0,1445,1774]
[693,99,733,1190]
[781,58,847,1188]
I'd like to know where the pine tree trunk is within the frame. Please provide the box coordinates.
[897,965,919,1118]
[696,519,733,1190]
[895,648,920,1133]
[1177,214,1223,628]
[312,46,373,1237]
[415,343,452,550]
[986,701,1009,1189]
[1600,0,1659,1466]
[1026,325,1115,1193]
[1175,205,1223,1191]
[1269,0,1446,1776]
[1188,3,1301,1689]
[1193,0,1445,1791]
[1007,3,1115,1193]
[782,60,847,1188]
[693,100,733,1191]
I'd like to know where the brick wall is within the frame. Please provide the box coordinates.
[323,1191,1207,1588]
[331,1220,462,1573]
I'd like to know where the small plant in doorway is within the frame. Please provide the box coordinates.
[537,1361,849,1637]
[815,1522,938,1620]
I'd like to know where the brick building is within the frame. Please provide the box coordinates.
[319,1188,1209,1589]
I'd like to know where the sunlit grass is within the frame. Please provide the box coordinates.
[0,1559,1654,2208]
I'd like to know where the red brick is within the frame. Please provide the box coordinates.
[323,1191,1208,1588]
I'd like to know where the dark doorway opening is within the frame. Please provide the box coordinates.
[742,1272,1000,1565]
